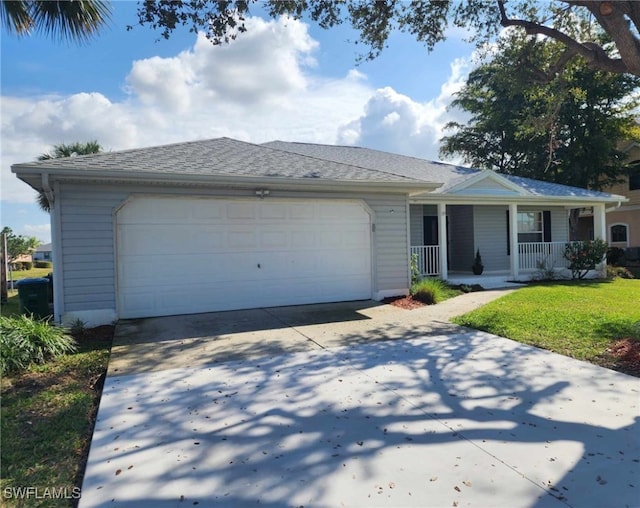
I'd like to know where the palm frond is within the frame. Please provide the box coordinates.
[3,1,111,42]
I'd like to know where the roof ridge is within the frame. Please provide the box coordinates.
[260,140,423,183]
[264,140,475,182]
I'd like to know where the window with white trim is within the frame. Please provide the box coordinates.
[517,211,543,243]
[610,224,628,244]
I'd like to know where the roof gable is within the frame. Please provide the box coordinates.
[444,170,531,196]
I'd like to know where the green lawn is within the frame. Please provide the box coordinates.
[0,330,112,507]
[452,279,640,372]
[1,291,20,318]
[8,267,52,281]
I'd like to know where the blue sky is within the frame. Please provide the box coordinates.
[1,2,476,243]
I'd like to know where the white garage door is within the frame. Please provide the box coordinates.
[116,196,372,318]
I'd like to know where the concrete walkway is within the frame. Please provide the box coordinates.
[80,291,640,507]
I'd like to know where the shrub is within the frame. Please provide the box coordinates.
[35,261,53,269]
[607,247,626,267]
[411,278,449,305]
[21,261,33,270]
[563,239,608,280]
[606,266,634,280]
[410,253,421,285]
[0,315,76,375]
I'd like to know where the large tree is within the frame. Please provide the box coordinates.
[131,0,640,77]
[3,2,639,76]
[1,0,111,42]
[439,30,640,191]
[37,141,103,212]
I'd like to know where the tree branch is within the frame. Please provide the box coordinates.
[496,0,629,75]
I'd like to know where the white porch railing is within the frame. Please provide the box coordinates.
[411,245,440,276]
[518,241,571,271]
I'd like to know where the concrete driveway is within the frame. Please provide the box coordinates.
[80,294,640,507]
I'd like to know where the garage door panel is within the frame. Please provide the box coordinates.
[227,202,256,220]
[259,203,288,219]
[117,197,372,318]
[192,201,225,220]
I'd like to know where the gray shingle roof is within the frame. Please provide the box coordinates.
[14,137,423,184]
[505,175,620,199]
[14,137,626,201]
[263,140,477,189]
[265,141,625,200]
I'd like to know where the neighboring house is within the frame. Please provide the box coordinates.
[33,243,53,262]
[9,253,33,271]
[12,138,625,326]
[575,141,640,258]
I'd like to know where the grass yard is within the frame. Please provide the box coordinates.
[453,278,640,376]
[0,327,113,507]
[1,291,20,318]
[7,267,52,281]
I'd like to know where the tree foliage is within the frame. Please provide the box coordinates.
[1,227,40,263]
[131,0,640,76]
[439,31,640,191]
[1,0,111,42]
[36,141,103,212]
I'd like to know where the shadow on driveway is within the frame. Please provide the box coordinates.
[83,309,640,507]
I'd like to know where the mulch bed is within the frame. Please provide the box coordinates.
[603,338,640,377]
[382,295,427,310]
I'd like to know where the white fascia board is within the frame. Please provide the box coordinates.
[410,193,629,207]
[13,168,440,195]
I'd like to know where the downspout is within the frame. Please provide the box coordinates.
[41,173,54,209]
[42,174,65,323]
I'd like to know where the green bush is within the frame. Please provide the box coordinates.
[0,315,76,375]
[21,261,33,270]
[410,253,421,285]
[35,260,53,269]
[411,278,449,305]
[607,247,626,266]
[606,266,634,280]
[563,239,608,280]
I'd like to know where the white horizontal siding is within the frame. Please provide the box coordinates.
[409,205,423,246]
[368,196,410,292]
[59,184,128,313]
[474,206,510,271]
[58,183,410,316]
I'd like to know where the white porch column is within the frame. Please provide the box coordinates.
[509,203,519,280]
[593,204,607,242]
[593,203,607,276]
[438,203,448,280]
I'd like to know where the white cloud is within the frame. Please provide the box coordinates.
[126,16,319,110]
[1,15,475,206]
[24,223,51,242]
[336,57,472,161]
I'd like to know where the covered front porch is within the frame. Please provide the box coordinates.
[409,202,608,281]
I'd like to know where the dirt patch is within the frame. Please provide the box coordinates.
[603,338,640,377]
[382,295,427,310]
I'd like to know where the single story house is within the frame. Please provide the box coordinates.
[8,253,33,271]
[33,242,53,262]
[12,138,626,326]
